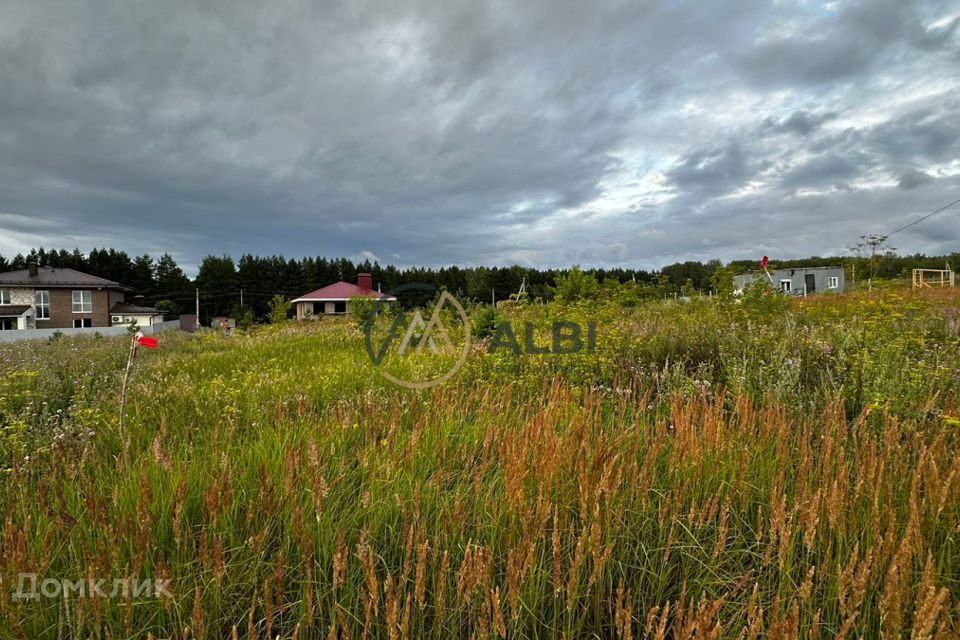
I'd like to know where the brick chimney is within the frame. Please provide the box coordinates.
[28,262,38,277]
[357,273,373,291]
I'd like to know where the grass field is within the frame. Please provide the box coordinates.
[1,286,959,639]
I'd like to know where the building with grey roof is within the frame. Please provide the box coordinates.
[0,263,162,331]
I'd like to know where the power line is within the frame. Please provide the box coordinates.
[885,196,960,238]
[138,289,290,302]
[838,196,960,258]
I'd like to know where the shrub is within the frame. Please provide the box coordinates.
[349,295,377,329]
[267,294,292,324]
[470,303,499,339]
[552,265,600,303]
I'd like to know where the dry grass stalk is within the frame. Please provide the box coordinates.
[506,546,523,619]
[456,543,491,603]
[565,523,588,611]
[838,544,873,619]
[333,533,348,592]
[799,565,816,603]
[385,574,398,640]
[881,541,912,638]
[614,582,633,640]
[435,549,449,622]
[552,508,563,596]
[910,554,951,640]
[247,589,258,640]
[190,586,205,640]
[400,597,411,640]
[491,587,506,638]
[414,539,429,608]
[356,539,379,615]
[644,602,669,640]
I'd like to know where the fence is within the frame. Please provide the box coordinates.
[912,267,955,288]
[0,319,182,344]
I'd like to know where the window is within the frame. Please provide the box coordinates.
[73,318,92,328]
[780,279,792,292]
[0,319,14,331]
[828,276,839,289]
[34,290,50,319]
[0,289,10,305]
[72,290,92,313]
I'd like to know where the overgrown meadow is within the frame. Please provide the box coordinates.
[1,286,959,639]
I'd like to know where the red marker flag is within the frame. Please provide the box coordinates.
[136,335,158,349]
[761,255,769,270]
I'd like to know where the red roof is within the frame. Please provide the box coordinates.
[292,281,395,302]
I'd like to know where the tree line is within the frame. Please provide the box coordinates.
[1,247,957,323]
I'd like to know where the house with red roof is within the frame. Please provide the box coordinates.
[292,273,396,319]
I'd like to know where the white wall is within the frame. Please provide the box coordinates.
[0,319,180,343]
[112,313,164,327]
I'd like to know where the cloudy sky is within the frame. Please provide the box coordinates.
[1,0,958,273]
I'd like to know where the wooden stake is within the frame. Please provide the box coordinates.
[119,334,139,464]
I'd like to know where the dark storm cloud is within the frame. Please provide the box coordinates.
[664,141,763,198]
[865,103,960,165]
[763,111,838,136]
[0,0,958,272]
[779,152,872,190]
[732,0,956,87]
[898,168,935,190]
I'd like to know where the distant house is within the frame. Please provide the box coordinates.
[735,266,846,296]
[211,316,236,330]
[293,273,396,319]
[0,263,162,331]
[110,302,165,328]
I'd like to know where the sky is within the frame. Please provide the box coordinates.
[1,0,958,274]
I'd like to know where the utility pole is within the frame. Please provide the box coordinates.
[240,289,244,307]
[195,288,200,328]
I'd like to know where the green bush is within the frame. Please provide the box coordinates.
[267,294,292,324]
[470,303,499,339]
[552,265,600,303]
[349,295,378,329]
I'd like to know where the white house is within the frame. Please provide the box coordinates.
[293,273,396,319]
[110,301,165,328]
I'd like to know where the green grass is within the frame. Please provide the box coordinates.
[1,287,959,638]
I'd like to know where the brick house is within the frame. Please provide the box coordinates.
[0,263,161,331]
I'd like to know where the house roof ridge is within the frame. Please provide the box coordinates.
[110,301,161,314]
[0,265,132,290]
[292,280,395,302]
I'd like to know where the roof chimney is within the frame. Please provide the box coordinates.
[28,262,38,277]
[357,273,373,291]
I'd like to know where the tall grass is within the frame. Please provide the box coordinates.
[0,287,958,638]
